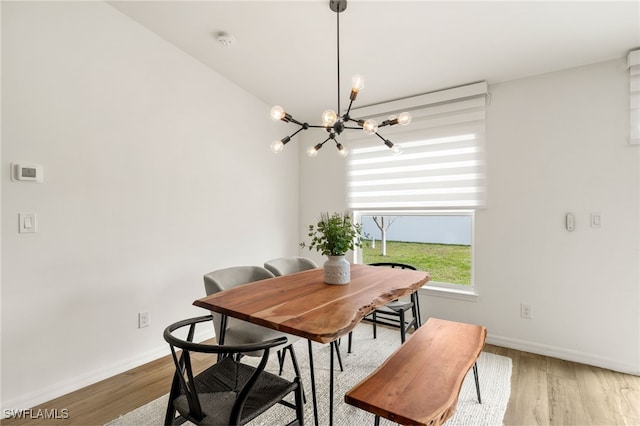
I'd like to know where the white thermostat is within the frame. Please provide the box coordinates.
[11,163,43,183]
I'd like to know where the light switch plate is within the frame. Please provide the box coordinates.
[19,213,36,233]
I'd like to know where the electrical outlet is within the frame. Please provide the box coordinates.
[138,312,150,328]
[520,304,532,319]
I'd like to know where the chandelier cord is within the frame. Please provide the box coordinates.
[336,7,341,115]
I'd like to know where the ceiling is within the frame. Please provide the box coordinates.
[108,1,640,122]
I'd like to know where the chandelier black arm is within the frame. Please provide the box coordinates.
[373,132,387,142]
[344,98,356,118]
[288,125,308,139]
[307,134,334,155]
[288,117,307,127]
[341,115,362,128]
[373,131,396,148]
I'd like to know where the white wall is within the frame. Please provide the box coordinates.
[1,2,299,409]
[299,58,640,374]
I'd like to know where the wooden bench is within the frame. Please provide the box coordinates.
[344,318,487,426]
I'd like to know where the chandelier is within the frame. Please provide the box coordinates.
[270,0,411,158]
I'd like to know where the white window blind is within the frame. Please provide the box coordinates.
[347,82,487,210]
[629,49,640,145]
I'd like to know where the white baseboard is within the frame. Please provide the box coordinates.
[2,329,213,414]
[5,329,638,413]
[487,333,640,376]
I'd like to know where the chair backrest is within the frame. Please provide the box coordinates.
[368,262,417,270]
[163,315,289,425]
[263,256,318,276]
[203,265,275,295]
[202,266,275,343]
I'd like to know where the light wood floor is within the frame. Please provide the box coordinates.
[2,344,639,426]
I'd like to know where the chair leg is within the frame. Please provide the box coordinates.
[286,344,307,404]
[278,349,285,375]
[399,310,407,343]
[372,311,377,339]
[374,414,381,426]
[164,369,182,425]
[473,362,481,403]
[294,376,305,425]
[412,292,422,327]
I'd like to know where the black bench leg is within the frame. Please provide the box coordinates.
[372,312,377,339]
[473,362,481,403]
[374,415,380,426]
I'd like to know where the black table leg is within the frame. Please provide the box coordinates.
[329,341,335,426]
[308,340,319,426]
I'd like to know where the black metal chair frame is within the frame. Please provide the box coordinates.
[348,263,422,352]
[164,315,304,426]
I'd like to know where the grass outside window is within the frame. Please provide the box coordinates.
[361,240,471,286]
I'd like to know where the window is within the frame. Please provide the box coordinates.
[347,83,487,296]
[356,211,473,287]
[629,49,639,145]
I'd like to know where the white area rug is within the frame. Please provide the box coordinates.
[106,323,512,426]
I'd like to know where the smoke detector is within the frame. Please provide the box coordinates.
[216,32,235,47]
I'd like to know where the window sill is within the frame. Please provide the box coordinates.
[419,283,478,302]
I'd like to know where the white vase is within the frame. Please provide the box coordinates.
[323,255,350,285]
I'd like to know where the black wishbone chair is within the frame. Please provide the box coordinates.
[348,262,422,352]
[164,315,304,426]
[366,262,422,341]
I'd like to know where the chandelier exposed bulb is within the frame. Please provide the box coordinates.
[350,74,365,101]
[384,138,402,155]
[398,112,412,125]
[270,140,285,153]
[322,109,338,126]
[307,143,323,157]
[362,119,378,135]
[336,143,349,157]
[386,112,412,126]
[351,75,365,91]
[270,136,291,154]
[270,105,286,121]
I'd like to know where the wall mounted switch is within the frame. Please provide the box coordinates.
[565,213,575,232]
[19,213,36,233]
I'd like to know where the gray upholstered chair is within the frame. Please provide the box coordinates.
[203,266,303,376]
[264,256,318,277]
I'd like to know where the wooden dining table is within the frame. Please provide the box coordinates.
[193,263,431,425]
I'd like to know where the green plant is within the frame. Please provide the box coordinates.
[302,212,363,256]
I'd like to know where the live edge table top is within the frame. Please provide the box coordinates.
[193,264,431,344]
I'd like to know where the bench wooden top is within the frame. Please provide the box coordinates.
[193,264,430,344]
[344,318,487,426]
